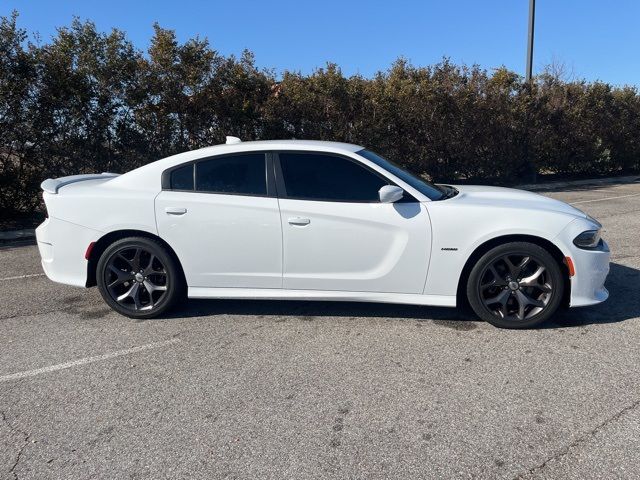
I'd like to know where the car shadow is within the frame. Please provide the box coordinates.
[161,262,638,329]
[169,297,476,323]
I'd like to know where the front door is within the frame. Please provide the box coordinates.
[275,151,431,293]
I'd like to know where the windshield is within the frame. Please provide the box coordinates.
[356,149,445,201]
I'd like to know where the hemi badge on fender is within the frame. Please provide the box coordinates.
[441,247,458,251]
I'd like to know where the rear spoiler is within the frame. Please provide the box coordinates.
[41,172,120,194]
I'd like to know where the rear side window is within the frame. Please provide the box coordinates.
[170,164,194,190]
[278,153,388,202]
[195,154,267,195]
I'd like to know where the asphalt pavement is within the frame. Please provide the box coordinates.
[1,179,639,479]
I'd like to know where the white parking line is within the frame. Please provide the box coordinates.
[0,273,45,281]
[570,193,640,205]
[0,338,181,383]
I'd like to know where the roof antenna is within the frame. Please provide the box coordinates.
[225,136,242,145]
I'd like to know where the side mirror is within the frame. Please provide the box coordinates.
[378,185,404,203]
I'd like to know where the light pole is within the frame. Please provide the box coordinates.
[523,0,537,181]
[526,0,536,82]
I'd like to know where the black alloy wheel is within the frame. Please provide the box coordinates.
[467,242,564,328]
[96,237,184,318]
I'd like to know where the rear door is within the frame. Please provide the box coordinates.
[155,152,282,289]
[275,151,431,294]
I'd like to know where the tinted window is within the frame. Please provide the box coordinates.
[170,164,194,190]
[279,153,388,202]
[357,149,444,201]
[196,154,266,195]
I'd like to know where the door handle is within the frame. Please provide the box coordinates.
[165,207,187,215]
[288,217,310,226]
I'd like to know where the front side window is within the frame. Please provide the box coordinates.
[278,153,388,202]
[357,149,445,201]
[195,153,267,195]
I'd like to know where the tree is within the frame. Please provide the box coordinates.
[1,12,639,219]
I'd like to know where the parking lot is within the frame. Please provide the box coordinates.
[1,179,639,479]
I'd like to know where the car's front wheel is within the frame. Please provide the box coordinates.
[467,242,564,329]
[96,236,184,319]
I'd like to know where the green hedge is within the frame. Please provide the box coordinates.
[1,13,639,217]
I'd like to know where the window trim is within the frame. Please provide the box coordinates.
[161,151,276,198]
[273,150,417,203]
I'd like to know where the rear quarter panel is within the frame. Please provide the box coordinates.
[38,169,162,288]
[45,180,159,235]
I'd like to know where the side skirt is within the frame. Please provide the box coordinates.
[187,287,456,307]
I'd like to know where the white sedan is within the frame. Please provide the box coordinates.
[36,138,610,328]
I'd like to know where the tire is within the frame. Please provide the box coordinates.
[466,242,564,329]
[96,236,184,319]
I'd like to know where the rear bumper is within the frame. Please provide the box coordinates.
[568,240,610,307]
[36,217,101,287]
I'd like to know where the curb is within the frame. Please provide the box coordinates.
[517,175,640,192]
[0,228,36,245]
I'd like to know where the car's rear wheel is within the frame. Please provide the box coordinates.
[96,237,184,319]
[467,242,564,329]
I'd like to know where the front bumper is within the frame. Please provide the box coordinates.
[554,217,611,308]
[567,239,610,307]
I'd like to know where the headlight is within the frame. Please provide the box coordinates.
[573,229,602,249]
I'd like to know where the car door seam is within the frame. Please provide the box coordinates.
[421,203,435,296]
[152,190,162,235]
[276,195,285,289]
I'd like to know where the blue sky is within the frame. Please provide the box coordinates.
[2,0,639,86]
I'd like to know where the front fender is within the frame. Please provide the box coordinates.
[423,203,575,297]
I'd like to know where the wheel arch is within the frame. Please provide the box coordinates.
[86,229,186,288]
[456,234,571,310]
